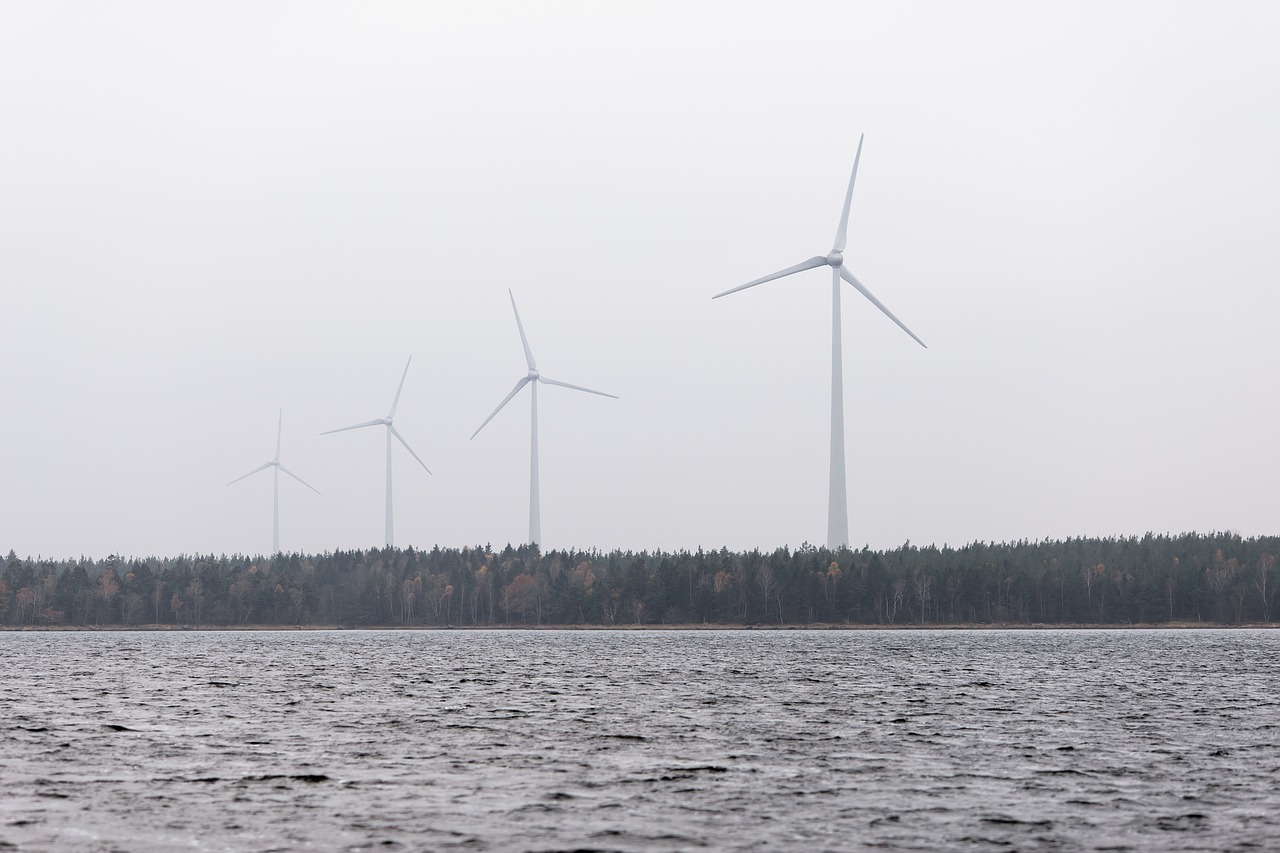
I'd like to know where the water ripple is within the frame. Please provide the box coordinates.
[0,629,1276,851]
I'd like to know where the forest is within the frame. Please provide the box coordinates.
[1,532,1276,629]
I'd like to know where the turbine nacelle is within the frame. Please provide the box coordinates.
[825,251,844,267]
[528,369,540,381]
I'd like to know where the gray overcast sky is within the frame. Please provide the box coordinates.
[2,2,1278,559]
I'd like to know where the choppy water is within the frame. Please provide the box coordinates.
[1,629,1277,852]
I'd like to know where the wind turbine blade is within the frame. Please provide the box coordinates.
[389,425,432,474]
[839,267,927,349]
[471,376,531,439]
[226,461,274,486]
[277,464,321,495]
[833,133,864,253]
[275,409,283,460]
[713,256,828,299]
[538,376,619,399]
[388,356,412,418]
[320,419,385,435]
[509,289,536,369]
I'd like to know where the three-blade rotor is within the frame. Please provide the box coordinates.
[227,409,321,494]
[471,290,617,439]
[712,133,926,349]
[321,357,432,474]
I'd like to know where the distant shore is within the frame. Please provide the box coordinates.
[3,621,1275,632]
[6,534,1275,630]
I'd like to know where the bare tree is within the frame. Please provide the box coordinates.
[1081,562,1094,612]
[121,592,143,625]
[945,575,961,623]
[14,587,35,625]
[912,571,932,624]
[756,564,776,623]
[1207,551,1238,622]
[400,576,419,624]
[602,590,620,625]
[535,575,550,625]
[153,577,165,625]
[186,577,205,625]
[229,578,251,625]
[426,574,454,625]
[96,569,119,625]
[34,574,53,623]
[1256,554,1275,622]
[888,578,905,624]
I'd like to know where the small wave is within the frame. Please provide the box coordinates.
[981,814,1052,826]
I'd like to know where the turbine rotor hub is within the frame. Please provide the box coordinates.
[826,251,844,267]
[529,369,540,380]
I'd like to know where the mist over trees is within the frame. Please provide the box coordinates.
[2,532,1276,628]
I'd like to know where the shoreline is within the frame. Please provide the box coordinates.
[3,621,1275,632]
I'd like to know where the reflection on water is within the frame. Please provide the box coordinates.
[1,629,1277,851]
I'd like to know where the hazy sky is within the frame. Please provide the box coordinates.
[3,2,1278,559]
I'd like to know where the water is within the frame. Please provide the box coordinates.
[1,629,1276,852]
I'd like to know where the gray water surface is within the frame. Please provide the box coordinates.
[2,629,1277,851]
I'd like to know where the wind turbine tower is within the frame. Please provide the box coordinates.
[472,290,617,546]
[227,409,321,555]
[322,357,432,548]
[714,135,926,549]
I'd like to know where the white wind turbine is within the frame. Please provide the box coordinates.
[227,409,321,555]
[471,290,617,546]
[714,135,926,550]
[321,357,431,548]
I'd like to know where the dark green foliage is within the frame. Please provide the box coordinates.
[1,533,1277,627]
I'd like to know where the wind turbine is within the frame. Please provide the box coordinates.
[227,409,321,555]
[713,134,926,550]
[471,290,617,546]
[321,357,431,548]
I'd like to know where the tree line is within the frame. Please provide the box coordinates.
[1,532,1276,628]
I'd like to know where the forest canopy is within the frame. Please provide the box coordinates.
[2,532,1276,628]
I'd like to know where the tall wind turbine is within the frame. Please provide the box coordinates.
[227,409,321,555]
[471,290,617,546]
[321,357,431,548]
[714,135,926,550]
